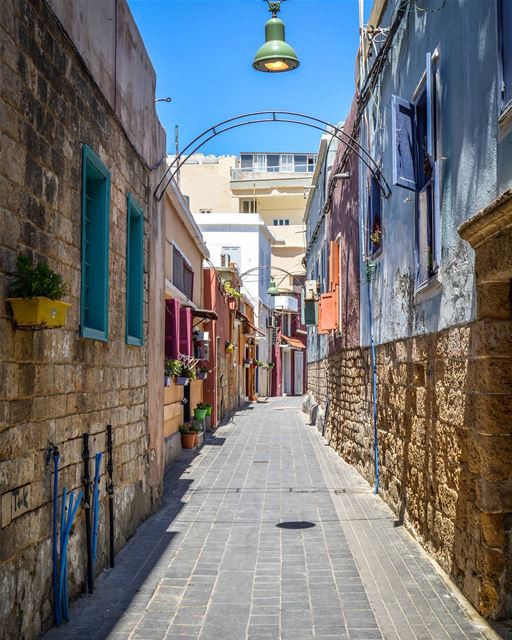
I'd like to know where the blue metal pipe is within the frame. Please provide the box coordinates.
[51,448,60,626]
[367,277,380,494]
[58,488,83,622]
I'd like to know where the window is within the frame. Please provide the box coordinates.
[367,175,382,256]
[80,145,110,341]
[280,154,294,172]
[308,156,316,172]
[199,208,212,213]
[239,199,257,213]
[221,246,241,268]
[294,155,307,172]
[267,154,279,172]
[272,219,290,226]
[173,246,194,300]
[254,154,266,172]
[499,0,512,111]
[392,52,439,287]
[240,154,253,170]
[126,195,144,346]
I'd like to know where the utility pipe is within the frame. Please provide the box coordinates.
[366,275,380,493]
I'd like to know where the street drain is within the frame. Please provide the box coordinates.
[277,521,316,529]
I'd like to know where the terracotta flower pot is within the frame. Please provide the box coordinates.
[181,433,196,449]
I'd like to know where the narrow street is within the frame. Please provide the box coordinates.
[45,399,494,640]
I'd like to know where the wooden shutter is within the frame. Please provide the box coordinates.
[165,299,180,358]
[391,95,416,191]
[329,240,340,290]
[179,306,193,356]
[317,292,338,334]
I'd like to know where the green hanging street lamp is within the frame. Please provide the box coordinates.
[266,277,280,296]
[253,1,300,73]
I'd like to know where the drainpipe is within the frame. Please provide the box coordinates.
[366,272,379,494]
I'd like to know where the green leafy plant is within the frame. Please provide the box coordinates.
[179,423,195,434]
[266,362,275,369]
[369,223,383,247]
[223,280,242,299]
[180,357,197,380]
[165,359,181,377]
[198,365,209,374]
[197,402,211,409]
[9,255,66,300]
[254,360,264,367]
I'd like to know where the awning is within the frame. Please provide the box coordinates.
[192,308,218,321]
[281,334,305,350]
[237,312,265,336]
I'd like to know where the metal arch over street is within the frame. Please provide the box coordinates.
[153,111,391,202]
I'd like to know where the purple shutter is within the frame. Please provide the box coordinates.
[165,299,181,359]
[179,306,192,357]
[391,95,417,191]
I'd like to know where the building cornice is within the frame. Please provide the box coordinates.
[458,188,512,249]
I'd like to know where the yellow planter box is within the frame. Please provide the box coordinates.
[7,297,70,328]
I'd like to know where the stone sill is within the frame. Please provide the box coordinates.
[414,274,442,302]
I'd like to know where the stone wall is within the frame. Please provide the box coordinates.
[0,1,158,637]
[308,317,512,619]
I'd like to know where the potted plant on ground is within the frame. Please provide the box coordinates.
[197,365,209,380]
[179,423,197,449]
[7,255,70,329]
[203,403,212,417]
[164,359,181,386]
[194,405,208,421]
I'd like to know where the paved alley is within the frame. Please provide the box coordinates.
[45,398,496,640]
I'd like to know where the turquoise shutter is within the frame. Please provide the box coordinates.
[126,194,144,346]
[81,145,110,341]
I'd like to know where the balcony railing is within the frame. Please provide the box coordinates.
[231,167,314,180]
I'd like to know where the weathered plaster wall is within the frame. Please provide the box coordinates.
[359,0,512,346]
[0,1,165,637]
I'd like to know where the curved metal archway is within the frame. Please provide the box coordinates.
[154,111,391,202]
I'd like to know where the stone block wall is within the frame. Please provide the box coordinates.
[0,1,156,637]
[308,319,512,619]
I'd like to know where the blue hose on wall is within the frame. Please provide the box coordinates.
[367,276,380,494]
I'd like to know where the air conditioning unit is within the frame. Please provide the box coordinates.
[304,280,318,301]
[266,316,276,328]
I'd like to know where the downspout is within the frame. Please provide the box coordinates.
[366,269,379,494]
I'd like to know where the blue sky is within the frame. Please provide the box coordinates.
[128,0,363,155]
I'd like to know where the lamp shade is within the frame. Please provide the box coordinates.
[266,277,280,296]
[253,17,300,73]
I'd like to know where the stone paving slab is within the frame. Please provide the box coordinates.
[44,398,499,640]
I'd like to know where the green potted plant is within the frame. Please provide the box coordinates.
[266,362,275,370]
[179,423,197,449]
[370,223,383,248]
[7,255,70,328]
[194,406,207,421]
[254,360,264,368]
[197,402,212,417]
[179,357,197,385]
[164,359,181,386]
[197,365,209,380]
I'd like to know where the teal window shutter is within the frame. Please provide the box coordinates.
[126,194,144,346]
[81,145,110,341]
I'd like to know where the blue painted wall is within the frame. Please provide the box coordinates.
[359,0,512,346]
